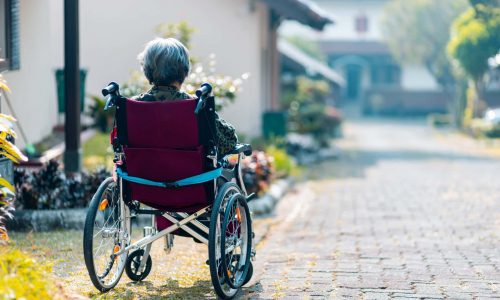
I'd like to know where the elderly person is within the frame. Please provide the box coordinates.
[134,38,238,156]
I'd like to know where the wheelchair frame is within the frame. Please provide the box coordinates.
[112,146,249,253]
[83,82,255,299]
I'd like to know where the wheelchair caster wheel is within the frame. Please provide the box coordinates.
[125,249,152,282]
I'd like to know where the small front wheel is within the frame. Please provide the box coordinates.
[125,249,152,282]
[83,178,129,292]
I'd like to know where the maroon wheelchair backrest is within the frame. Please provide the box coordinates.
[114,98,214,212]
[125,98,199,149]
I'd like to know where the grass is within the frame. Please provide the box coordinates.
[8,229,215,299]
[6,217,272,299]
[0,247,66,299]
[83,132,114,171]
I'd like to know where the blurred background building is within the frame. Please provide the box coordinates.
[280,0,450,115]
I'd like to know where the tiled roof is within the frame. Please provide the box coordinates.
[261,0,334,31]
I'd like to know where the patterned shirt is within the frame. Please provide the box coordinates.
[133,85,238,156]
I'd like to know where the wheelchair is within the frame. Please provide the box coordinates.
[83,82,255,299]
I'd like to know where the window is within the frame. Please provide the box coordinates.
[371,64,401,86]
[0,0,19,71]
[355,13,369,34]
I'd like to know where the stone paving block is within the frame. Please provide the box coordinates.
[414,284,442,295]
[392,292,445,299]
[332,288,363,298]
[442,292,474,299]
[362,292,391,300]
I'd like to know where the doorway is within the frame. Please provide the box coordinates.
[345,64,362,101]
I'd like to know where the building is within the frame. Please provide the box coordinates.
[1,0,332,149]
[280,0,449,115]
[279,38,345,107]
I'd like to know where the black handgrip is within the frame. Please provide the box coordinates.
[227,144,253,156]
[195,83,212,98]
[102,82,119,97]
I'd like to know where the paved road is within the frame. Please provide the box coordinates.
[245,118,500,299]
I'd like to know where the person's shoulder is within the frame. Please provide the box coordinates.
[178,91,195,99]
[132,93,156,102]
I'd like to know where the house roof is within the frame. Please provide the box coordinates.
[279,39,345,87]
[261,0,334,31]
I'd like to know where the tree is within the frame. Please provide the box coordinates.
[448,4,500,118]
[121,21,249,110]
[285,36,327,63]
[469,0,500,8]
[381,0,468,90]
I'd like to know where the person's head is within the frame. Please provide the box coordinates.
[137,38,190,87]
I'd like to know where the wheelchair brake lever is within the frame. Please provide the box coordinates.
[194,96,205,114]
[194,83,213,114]
[104,96,114,111]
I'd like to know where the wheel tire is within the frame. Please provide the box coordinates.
[243,261,253,286]
[208,182,242,299]
[83,178,128,292]
[220,194,252,289]
[125,249,152,282]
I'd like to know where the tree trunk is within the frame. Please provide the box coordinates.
[474,79,487,117]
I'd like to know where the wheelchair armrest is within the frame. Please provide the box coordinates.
[228,144,253,156]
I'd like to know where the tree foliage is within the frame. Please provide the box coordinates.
[122,21,249,110]
[0,71,28,242]
[381,0,468,90]
[285,36,327,63]
[155,21,195,49]
[448,5,500,82]
[469,0,500,8]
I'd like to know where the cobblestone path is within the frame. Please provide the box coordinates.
[245,119,500,299]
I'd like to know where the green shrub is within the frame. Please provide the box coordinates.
[87,95,113,132]
[14,160,111,210]
[428,114,453,128]
[265,145,300,178]
[0,248,62,299]
[469,118,500,138]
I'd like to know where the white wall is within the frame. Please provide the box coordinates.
[3,0,61,148]
[80,0,265,137]
[280,0,388,41]
[5,0,266,147]
[401,65,439,91]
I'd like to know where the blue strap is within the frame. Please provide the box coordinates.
[116,167,222,188]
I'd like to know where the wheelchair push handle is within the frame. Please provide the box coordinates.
[102,82,120,110]
[195,83,212,98]
[102,82,119,96]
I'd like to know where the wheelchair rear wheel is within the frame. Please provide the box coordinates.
[83,178,130,292]
[208,182,252,299]
[220,193,252,289]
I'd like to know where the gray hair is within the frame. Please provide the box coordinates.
[138,38,190,86]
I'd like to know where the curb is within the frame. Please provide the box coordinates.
[8,208,88,231]
[248,178,293,216]
[8,178,293,232]
[8,208,154,232]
